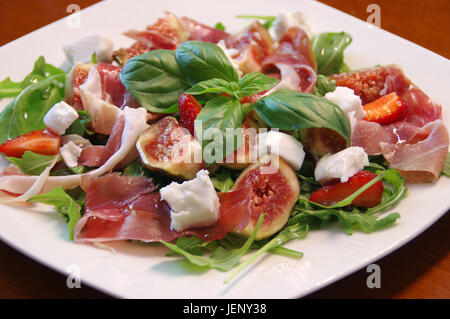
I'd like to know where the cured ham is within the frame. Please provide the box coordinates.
[262,26,317,93]
[343,66,448,182]
[180,16,229,43]
[74,174,252,243]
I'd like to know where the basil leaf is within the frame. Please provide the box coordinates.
[29,186,82,240]
[195,96,245,163]
[235,15,277,30]
[186,78,239,98]
[238,72,278,97]
[0,56,64,99]
[176,41,239,84]
[6,151,59,175]
[0,73,66,144]
[311,32,352,75]
[313,74,336,97]
[120,50,190,113]
[254,90,351,144]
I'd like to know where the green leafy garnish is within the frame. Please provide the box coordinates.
[254,90,351,145]
[161,214,264,272]
[235,15,277,30]
[214,22,226,31]
[313,74,336,97]
[0,72,66,144]
[441,153,450,177]
[6,151,59,175]
[29,186,83,240]
[120,50,190,112]
[210,168,235,192]
[65,110,93,136]
[311,32,352,75]
[0,56,64,99]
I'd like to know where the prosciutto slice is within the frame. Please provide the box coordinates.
[74,174,252,243]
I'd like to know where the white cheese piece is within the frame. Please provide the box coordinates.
[273,11,314,40]
[160,170,220,232]
[257,131,305,170]
[43,101,79,135]
[62,35,114,65]
[62,134,92,148]
[314,146,369,184]
[324,86,367,120]
[217,40,243,78]
[60,141,82,168]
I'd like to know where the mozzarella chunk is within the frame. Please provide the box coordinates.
[43,101,79,135]
[60,141,82,168]
[160,170,220,232]
[62,35,114,64]
[314,146,369,184]
[217,40,243,78]
[273,11,314,40]
[325,86,366,120]
[257,131,305,170]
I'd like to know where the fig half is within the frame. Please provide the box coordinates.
[232,155,300,240]
[136,116,203,180]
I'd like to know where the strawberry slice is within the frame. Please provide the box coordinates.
[309,171,383,208]
[0,129,62,158]
[178,93,202,136]
[363,92,407,125]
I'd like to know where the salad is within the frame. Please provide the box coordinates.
[0,11,448,284]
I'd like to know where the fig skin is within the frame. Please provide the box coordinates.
[300,128,347,160]
[221,116,261,170]
[136,116,204,180]
[231,155,300,240]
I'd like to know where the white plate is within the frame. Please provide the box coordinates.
[0,0,449,299]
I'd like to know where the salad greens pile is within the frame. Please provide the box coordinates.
[3,15,442,284]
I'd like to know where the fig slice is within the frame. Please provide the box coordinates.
[231,155,300,240]
[136,116,204,180]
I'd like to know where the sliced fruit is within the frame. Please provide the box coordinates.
[221,116,259,170]
[178,93,202,136]
[301,128,347,159]
[0,129,62,158]
[231,155,300,240]
[309,170,383,207]
[65,62,93,110]
[136,116,203,180]
[363,92,407,125]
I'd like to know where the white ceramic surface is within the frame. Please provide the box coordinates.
[0,0,449,299]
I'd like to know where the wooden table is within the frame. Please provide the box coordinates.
[0,0,448,299]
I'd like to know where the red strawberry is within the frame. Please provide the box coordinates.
[0,129,62,158]
[309,171,383,208]
[363,92,407,125]
[178,93,202,136]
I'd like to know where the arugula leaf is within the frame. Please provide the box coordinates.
[176,41,239,84]
[166,236,206,257]
[238,72,278,97]
[65,110,93,136]
[120,50,190,113]
[254,90,351,145]
[311,32,352,75]
[0,56,64,99]
[161,214,264,272]
[313,74,336,97]
[215,22,226,31]
[195,96,246,163]
[51,166,89,176]
[6,151,59,175]
[235,15,277,30]
[0,73,66,144]
[441,152,450,177]
[210,168,235,192]
[224,223,307,283]
[28,186,82,240]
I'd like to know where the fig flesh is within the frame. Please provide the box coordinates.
[231,155,300,240]
[136,116,203,180]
